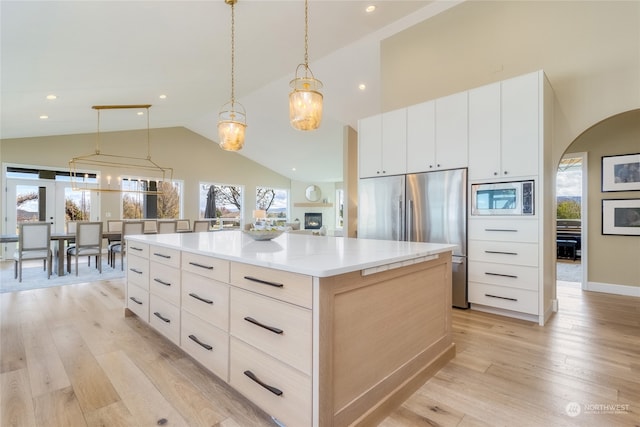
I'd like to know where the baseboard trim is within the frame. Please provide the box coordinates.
[586,281,640,297]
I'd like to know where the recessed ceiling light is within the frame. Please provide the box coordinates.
[292,167,297,172]
[359,83,367,91]
[159,94,167,99]
[137,111,144,116]
[39,115,49,119]
[366,5,376,13]
[46,94,57,100]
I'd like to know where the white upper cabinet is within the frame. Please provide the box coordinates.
[358,108,407,178]
[406,100,435,173]
[468,71,541,180]
[434,92,469,170]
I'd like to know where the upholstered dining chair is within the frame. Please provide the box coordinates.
[157,220,177,234]
[192,220,211,232]
[109,221,144,270]
[143,219,158,234]
[176,219,191,232]
[67,221,103,276]
[13,222,52,282]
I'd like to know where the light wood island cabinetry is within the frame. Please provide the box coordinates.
[125,231,455,427]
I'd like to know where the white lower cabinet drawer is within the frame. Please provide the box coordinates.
[468,219,538,242]
[150,295,180,345]
[469,240,538,267]
[469,282,538,315]
[182,271,229,331]
[469,261,538,291]
[182,252,230,282]
[181,310,229,381]
[127,254,149,290]
[127,283,149,322]
[150,262,181,303]
[230,337,311,427]
[150,245,181,268]
[230,288,312,375]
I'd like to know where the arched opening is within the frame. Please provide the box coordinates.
[555,108,640,297]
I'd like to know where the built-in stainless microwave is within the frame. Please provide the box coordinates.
[471,180,535,216]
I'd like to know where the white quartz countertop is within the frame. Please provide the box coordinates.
[127,230,456,277]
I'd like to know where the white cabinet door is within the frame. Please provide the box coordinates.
[501,71,540,178]
[381,108,407,176]
[406,100,436,173]
[468,82,501,180]
[435,92,468,170]
[358,114,382,178]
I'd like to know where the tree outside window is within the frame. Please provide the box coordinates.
[256,187,289,226]
[200,183,243,229]
[122,179,181,219]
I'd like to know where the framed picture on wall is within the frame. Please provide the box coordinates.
[602,199,640,236]
[601,153,640,192]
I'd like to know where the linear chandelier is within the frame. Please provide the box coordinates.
[289,0,323,131]
[68,105,174,194]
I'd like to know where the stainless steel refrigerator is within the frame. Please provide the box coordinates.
[358,168,468,308]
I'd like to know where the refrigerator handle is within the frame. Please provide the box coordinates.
[398,199,404,241]
[407,199,414,241]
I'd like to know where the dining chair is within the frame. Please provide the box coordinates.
[109,221,144,270]
[193,220,211,232]
[176,219,191,232]
[13,222,52,282]
[157,220,177,234]
[107,219,123,243]
[67,221,103,276]
[143,219,158,234]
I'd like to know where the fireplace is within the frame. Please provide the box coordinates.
[304,212,322,230]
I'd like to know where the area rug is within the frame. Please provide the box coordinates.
[0,259,125,293]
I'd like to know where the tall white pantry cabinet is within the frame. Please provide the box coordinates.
[358,70,556,325]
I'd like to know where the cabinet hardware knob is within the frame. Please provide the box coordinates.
[129,268,143,274]
[153,278,171,286]
[189,261,214,270]
[485,272,518,279]
[189,293,213,304]
[485,293,518,302]
[243,276,284,288]
[244,316,283,334]
[484,250,518,255]
[153,252,171,259]
[153,312,171,323]
[188,334,213,351]
[129,296,142,305]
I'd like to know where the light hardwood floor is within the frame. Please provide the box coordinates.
[1,278,638,426]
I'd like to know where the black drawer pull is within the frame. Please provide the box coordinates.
[189,293,213,305]
[153,252,171,259]
[153,312,171,323]
[244,370,283,396]
[189,261,214,270]
[129,296,143,305]
[484,250,518,256]
[485,272,518,279]
[188,334,213,351]
[130,246,144,251]
[243,276,284,288]
[129,268,143,275]
[484,229,518,232]
[244,316,283,335]
[485,293,518,302]
[153,278,171,286]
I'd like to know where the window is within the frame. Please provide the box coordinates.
[122,179,182,219]
[200,183,243,229]
[335,189,344,229]
[256,187,289,226]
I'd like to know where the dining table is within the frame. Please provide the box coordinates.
[0,231,122,276]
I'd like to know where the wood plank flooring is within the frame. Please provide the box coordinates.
[1,279,638,426]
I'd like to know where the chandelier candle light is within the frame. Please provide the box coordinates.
[289,0,323,131]
[218,0,247,151]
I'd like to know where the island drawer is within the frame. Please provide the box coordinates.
[182,271,229,331]
[469,282,538,315]
[230,262,312,309]
[126,283,149,322]
[181,310,229,381]
[230,287,312,375]
[127,254,149,290]
[126,241,149,258]
[150,245,181,268]
[468,241,538,267]
[468,219,538,243]
[150,261,181,304]
[469,261,538,291]
[229,337,311,427]
[182,252,230,283]
[150,294,181,345]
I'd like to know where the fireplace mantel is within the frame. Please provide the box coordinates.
[294,202,333,207]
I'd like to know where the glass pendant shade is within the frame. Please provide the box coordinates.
[218,101,247,151]
[289,73,323,131]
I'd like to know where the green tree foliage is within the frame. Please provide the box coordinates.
[557,200,581,219]
[65,198,88,220]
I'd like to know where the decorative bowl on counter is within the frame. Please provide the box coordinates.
[242,229,284,241]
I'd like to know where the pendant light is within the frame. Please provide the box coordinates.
[289,0,323,131]
[218,0,247,151]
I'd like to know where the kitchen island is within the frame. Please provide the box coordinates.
[124,230,456,427]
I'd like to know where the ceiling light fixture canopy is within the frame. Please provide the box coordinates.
[68,105,173,194]
[218,0,247,151]
[289,0,323,131]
